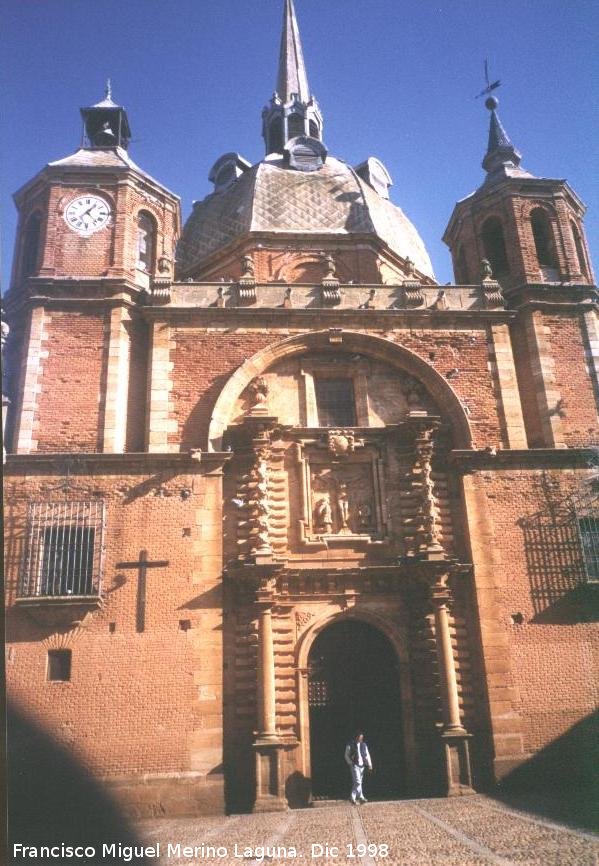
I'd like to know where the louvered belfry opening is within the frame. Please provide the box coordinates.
[19,501,106,598]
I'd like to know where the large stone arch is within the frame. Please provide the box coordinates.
[294,606,418,790]
[208,329,472,450]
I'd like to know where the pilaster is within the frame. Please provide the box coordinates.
[581,308,599,414]
[488,323,527,448]
[13,306,48,454]
[523,311,566,447]
[147,321,176,453]
[460,473,528,781]
[102,305,131,453]
[253,576,287,812]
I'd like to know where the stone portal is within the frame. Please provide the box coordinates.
[308,619,404,799]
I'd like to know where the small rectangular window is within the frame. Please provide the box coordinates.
[47,649,71,682]
[315,378,356,427]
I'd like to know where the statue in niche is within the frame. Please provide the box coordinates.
[314,497,333,534]
[337,481,350,531]
[357,501,372,528]
[247,376,269,414]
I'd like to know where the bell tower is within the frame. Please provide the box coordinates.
[443,96,594,290]
[444,96,598,449]
[10,82,180,293]
[5,83,181,456]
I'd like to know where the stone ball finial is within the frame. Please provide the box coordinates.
[241,254,255,278]
[480,258,494,280]
[485,95,499,111]
[323,253,336,280]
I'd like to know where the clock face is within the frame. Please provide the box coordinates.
[64,195,111,236]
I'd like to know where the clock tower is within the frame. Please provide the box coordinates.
[5,84,181,455]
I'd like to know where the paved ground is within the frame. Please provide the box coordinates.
[138,796,599,866]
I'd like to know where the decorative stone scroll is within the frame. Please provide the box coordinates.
[402,257,424,306]
[149,277,171,304]
[321,254,341,305]
[237,253,257,304]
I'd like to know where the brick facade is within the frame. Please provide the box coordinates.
[3,8,598,820]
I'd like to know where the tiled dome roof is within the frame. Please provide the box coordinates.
[177,155,434,279]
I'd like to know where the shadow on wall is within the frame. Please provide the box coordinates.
[518,473,598,623]
[495,709,599,832]
[8,703,151,865]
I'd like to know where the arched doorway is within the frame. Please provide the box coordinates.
[307,619,405,799]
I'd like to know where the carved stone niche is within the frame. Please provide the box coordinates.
[293,435,389,547]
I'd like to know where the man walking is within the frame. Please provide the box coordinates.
[344,731,373,804]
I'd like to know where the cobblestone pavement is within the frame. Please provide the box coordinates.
[137,795,599,866]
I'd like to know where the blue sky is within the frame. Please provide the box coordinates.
[2,0,598,287]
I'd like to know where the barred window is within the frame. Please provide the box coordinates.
[578,518,599,582]
[572,477,599,584]
[20,501,105,598]
[315,377,357,427]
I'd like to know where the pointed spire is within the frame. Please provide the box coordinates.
[482,96,522,174]
[262,0,323,155]
[277,0,310,103]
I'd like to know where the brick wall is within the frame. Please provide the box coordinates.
[476,468,598,755]
[35,311,107,452]
[4,466,223,782]
[546,314,599,446]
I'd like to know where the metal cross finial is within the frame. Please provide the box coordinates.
[475,60,501,99]
[105,78,112,100]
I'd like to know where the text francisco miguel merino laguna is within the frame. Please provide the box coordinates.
[14,841,391,861]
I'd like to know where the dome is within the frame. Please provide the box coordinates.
[177,155,434,279]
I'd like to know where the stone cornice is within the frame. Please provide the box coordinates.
[4,451,231,475]
[449,447,598,471]
[139,303,516,325]
[504,282,598,312]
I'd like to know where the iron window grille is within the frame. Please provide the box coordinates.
[572,476,599,583]
[19,501,106,598]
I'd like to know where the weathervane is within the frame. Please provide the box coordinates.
[475,60,501,99]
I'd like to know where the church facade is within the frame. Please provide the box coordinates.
[4,0,598,817]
